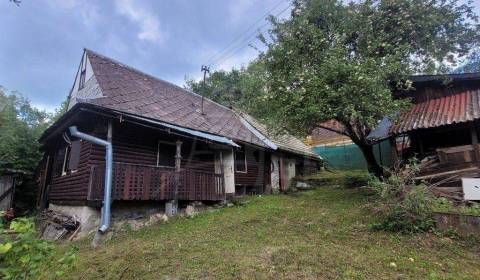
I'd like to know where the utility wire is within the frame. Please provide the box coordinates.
[205,0,288,66]
[210,4,292,68]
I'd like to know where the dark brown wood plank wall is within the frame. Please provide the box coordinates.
[48,140,93,202]
[235,145,265,187]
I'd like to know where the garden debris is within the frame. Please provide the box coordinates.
[37,210,80,240]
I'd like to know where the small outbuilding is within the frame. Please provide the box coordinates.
[389,72,480,193]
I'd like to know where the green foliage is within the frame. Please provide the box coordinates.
[0,88,53,213]
[185,60,269,115]
[255,0,479,174]
[0,218,78,279]
[0,88,49,174]
[368,165,437,233]
[433,197,480,217]
[260,0,479,133]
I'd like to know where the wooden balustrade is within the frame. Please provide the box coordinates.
[88,162,225,202]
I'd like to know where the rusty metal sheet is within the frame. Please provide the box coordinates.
[391,88,480,134]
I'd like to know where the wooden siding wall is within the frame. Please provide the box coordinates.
[47,118,218,204]
[235,145,265,187]
[48,140,93,202]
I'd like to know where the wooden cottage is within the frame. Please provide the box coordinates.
[37,49,320,228]
[389,72,480,192]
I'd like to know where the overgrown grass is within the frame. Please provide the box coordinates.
[306,170,371,188]
[40,186,480,279]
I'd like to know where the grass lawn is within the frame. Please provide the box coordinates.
[43,186,480,279]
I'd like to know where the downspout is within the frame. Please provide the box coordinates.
[69,125,113,233]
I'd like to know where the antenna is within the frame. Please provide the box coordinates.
[200,65,210,115]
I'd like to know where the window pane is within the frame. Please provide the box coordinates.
[235,149,246,172]
[68,141,82,171]
[157,142,176,167]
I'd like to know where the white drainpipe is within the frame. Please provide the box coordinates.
[69,125,113,233]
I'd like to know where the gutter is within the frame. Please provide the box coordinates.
[69,125,113,233]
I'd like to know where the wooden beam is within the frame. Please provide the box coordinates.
[174,140,182,201]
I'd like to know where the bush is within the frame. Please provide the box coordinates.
[0,217,77,279]
[368,162,437,234]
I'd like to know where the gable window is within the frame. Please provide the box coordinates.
[78,54,87,90]
[157,141,176,167]
[78,69,86,90]
[235,146,247,173]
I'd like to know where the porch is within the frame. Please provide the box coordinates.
[87,162,225,203]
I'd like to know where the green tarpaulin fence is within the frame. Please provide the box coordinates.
[313,140,391,170]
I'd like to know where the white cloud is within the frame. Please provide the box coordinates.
[114,0,166,44]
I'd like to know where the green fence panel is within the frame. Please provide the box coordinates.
[313,140,391,170]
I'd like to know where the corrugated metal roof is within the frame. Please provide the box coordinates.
[391,88,480,134]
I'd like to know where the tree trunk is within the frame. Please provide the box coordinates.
[357,142,384,177]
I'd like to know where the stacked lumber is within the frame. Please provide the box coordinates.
[38,210,80,240]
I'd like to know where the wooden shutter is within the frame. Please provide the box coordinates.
[68,141,81,171]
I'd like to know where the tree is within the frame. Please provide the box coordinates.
[0,87,49,212]
[257,0,480,175]
[185,60,270,112]
[454,47,480,73]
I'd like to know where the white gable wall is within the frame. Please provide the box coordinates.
[67,51,102,110]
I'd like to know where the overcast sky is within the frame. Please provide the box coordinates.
[0,0,478,112]
[0,0,291,112]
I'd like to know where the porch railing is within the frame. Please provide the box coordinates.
[88,162,225,201]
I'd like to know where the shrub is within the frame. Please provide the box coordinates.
[368,162,437,234]
[0,217,77,279]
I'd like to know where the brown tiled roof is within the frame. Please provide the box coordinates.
[82,49,267,147]
[311,126,344,140]
[317,119,347,135]
[390,85,480,134]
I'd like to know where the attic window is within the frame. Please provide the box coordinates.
[79,69,86,90]
[78,54,87,90]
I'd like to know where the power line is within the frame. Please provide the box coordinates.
[205,0,288,66]
[210,4,292,68]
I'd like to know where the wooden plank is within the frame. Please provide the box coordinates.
[123,164,131,200]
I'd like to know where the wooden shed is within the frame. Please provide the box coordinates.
[390,72,480,193]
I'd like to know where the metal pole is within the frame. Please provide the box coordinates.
[201,65,210,115]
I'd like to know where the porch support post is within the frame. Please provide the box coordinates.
[166,140,182,217]
[174,140,183,199]
[470,123,479,164]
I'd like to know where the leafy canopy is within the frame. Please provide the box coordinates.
[257,0,480,137]
[0,88,49,174]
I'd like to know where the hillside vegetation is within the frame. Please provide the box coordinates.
[40,186,480,279]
